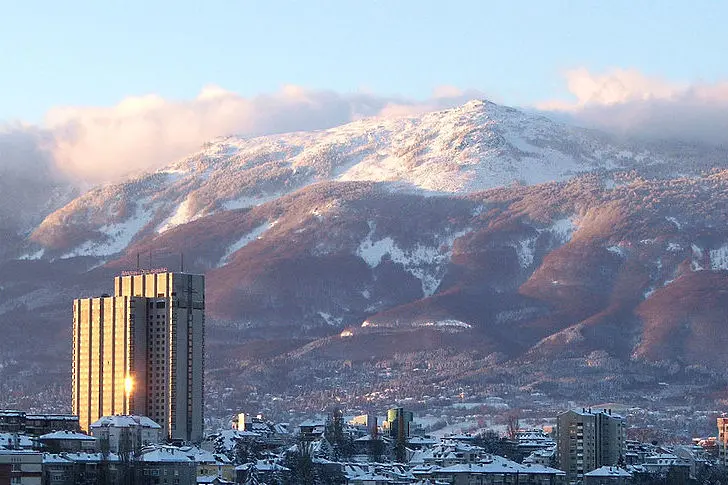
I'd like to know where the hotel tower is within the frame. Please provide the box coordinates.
[72,271,204,443]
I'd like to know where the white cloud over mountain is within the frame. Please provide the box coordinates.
[2,69,728,188]
[540,68,728,146]
[41,85,483,184]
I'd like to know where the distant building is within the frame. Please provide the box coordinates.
[0,412,78,436]
[134,446,197,485]
[36,431,97,454]
[42,452,121,485]
[349,413,378,437]
[432,457,566,485]
[0,449,42,485]
[0,433,34,450]
[298,419,326,442]
[718,416,728,465]
[179,445,234,482]
[384,408,413,441]
[556,408,625,482]
[584,466,631,485]
[89,415,162,453]
[72,271,205,442]
[235,460,290,485]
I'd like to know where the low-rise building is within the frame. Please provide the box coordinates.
[180,446,235,482]
[0,449,42,485]
[135,446,197,485]
[36,431,97,453]
[89,415,162,453]
[0,412,78,437]
[432,459,566,485]
[583,466,631,485]
[0,433,34,450]
[235,459,290,484]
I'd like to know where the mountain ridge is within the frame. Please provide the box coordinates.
[2,100,728,413]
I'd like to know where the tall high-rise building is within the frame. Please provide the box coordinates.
[718,416,728,465]
[72,271,204,443]
[556,408,625,482]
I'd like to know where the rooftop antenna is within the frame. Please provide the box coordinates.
[149,249,152,271]
[180,253,185,273]
[136,253,140,271]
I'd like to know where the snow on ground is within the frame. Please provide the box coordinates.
[607,245,627,257]
[691,244,704,271]
[217,222,273,267]
[318,312,343,326]
[18,249,45,260]
[710,243,728,270]
[667,242,682,252]
[157,198,198,233]
[666,216,682,229]
[62,200,154,258]
[548,217,575,243]
[356,223,470,296]
[221,192,280,211]
[415,319,472,329]
[515,237,537,268]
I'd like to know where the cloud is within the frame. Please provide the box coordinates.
[539,68,728,146]
[40,85,483,184]
[0,127,69,229]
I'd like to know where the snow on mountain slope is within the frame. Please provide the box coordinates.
[27,100,702,257]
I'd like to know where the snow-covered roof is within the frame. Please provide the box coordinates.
[409,436,440,445]
[89,415,162,429]
[0,432,34,449]
[584,466,632,477]
[209,429,261,453]
[140,446,194,463]
[434,456,565,476]
[299,419,326,428]
[235,459,290,472]
[43,453,71,464]
[44,452,120,463]
[0,449,41,456]
[38,430,96,441]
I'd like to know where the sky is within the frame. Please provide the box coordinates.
[1,0,727,183]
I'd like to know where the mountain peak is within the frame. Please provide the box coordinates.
[26,100,724,258]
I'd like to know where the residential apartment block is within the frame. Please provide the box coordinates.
[556,408,625,482]
[72,271,205,443]
[717,416,728,466]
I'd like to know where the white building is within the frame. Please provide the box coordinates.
[89,415,162,453]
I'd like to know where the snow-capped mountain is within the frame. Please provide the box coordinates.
[3,99,728,410]
[27,100,700,259]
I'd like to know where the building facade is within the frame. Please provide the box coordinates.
[72,271,205,443]
[0,412,78,436]
[718,417,728,466]
[0,450,42,485]
[385,408,413,441]
[89,415,163,453]
[556,409,625,482]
